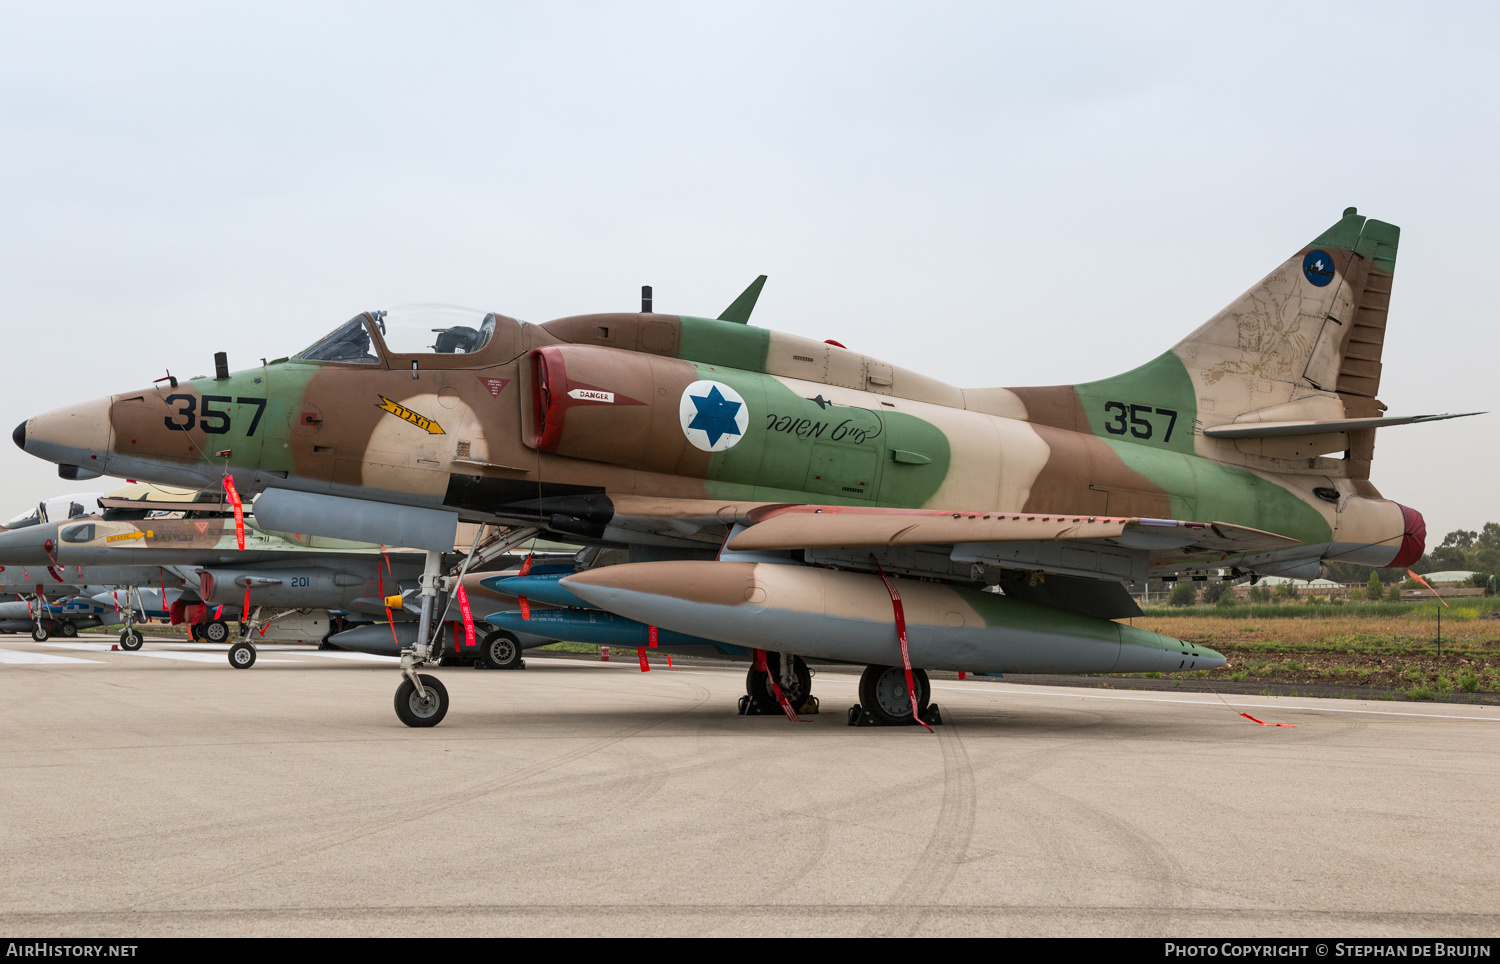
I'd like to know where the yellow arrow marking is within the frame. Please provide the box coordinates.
[375,395,446,435]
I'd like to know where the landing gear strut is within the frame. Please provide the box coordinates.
[739,652,818,716]
[849,664,943,726]
[390,526,541,728]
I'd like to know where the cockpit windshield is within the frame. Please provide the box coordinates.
[295,306,497,365]
[372,304,495,355]
[295,316,381,364]
[3,507,39,530]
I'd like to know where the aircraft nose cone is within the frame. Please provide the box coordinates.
[18,397,113,470]
[0,523,63,567]
[1389,504,1426,569]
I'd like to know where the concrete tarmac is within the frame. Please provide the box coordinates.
[4,635,1500,937]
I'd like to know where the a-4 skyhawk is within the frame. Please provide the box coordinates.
[14,208,1473,727]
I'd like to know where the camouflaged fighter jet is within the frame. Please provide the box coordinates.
[14,207,1474,727]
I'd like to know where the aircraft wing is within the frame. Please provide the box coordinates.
[730,504,1300,564]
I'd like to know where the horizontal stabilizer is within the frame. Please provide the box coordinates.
[1203,412,1482,440]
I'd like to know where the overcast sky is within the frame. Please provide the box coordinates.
[1,2,1495,540]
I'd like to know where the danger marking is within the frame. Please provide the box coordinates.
[568,389,614,403]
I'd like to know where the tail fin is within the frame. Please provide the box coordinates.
[1005,208,1400,477]
[1175,206,1398,419]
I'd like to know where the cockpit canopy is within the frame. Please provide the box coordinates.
[295,305,497,365]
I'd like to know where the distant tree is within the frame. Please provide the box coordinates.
[1216,586,1236,607]
[1367,571,1384,600]
[1168,583,1197,607]
[1275,582,1298,600]
[1387,583,1404,602]
[1200,581,1230,604]
[1249,585,1271,603]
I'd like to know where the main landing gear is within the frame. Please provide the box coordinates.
[739,652,819,716]
[848,664,943,727]
[476,630,525,671]
[228,640,257,669]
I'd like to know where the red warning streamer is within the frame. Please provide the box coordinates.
[637,646,650,672]
[222,476,245,551]
[456,581,476,648]
[753,648,804,722]
[1407,568,1450,609]
[648,624,658,648]
[1241,712,1296,727]
[378,554,400,650]
[874,562,932,732]
[518,595,531,620]
[519,553,534,576]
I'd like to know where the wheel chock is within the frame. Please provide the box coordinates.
[846,703,944,727]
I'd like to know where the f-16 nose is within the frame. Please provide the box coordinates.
[1389,504,1427,569]
[11,421,23,451]
[0,523,63,567]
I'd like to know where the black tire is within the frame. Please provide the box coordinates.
[394,674,449,727]
[858,664,930,726]
[203,619,231,644]
[759,652,813,708]
[59,621,78,638]
[228,641,257,669]
[119,629,144,651]
[31,625,49,642]
[479,630,523,670]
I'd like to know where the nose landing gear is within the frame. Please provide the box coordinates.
[395,673,449,727]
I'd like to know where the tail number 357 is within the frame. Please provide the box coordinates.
[163,395,268,436]
[1103,402,1177,442]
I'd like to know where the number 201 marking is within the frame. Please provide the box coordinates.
[1103,402,1177,442]
[163,395,267,435]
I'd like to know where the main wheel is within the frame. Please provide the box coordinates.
[858,664,930,726]
[59,621,78,638]
[228,641,257,669]
[31,625,49,642]
[759,652,812,708]
[394,674,449,727]
[202,619,231,644]
[479,630,523,670]
[119,629,144,651]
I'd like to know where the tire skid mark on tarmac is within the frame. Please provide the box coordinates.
[863,721,977,937]
[7,903,1499,935]
[130,675,714,910]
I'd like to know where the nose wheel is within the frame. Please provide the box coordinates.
[228,641,257,669]
[395,674,449,727]
[119,629,144,651]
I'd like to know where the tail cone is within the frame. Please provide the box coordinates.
[1388,504,1426,569]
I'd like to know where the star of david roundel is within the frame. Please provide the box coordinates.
[679,380,749,452]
